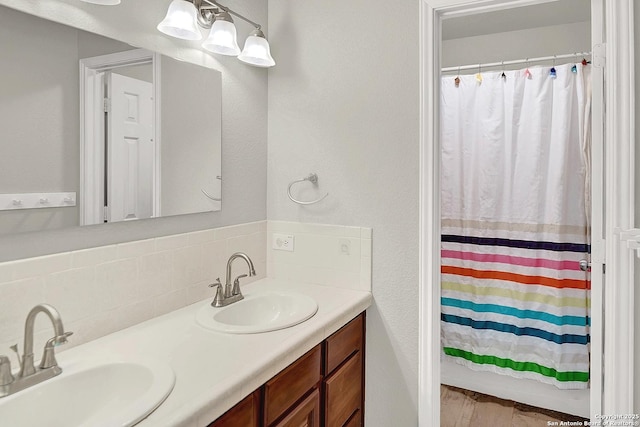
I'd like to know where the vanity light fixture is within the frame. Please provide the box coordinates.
[201,9,241,56]
[238,28,275,68]
[158,0,275,67]
[80,0,121,4]
[157,0,203,41]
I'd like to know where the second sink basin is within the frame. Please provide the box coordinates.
[196,290,319,334]
[0,359,175,427]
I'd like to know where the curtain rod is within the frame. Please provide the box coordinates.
[441,51,592,72]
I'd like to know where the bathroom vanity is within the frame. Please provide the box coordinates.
[0,278,371,427]
[211,313,364,427]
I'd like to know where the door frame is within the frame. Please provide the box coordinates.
[79,48,162,225]
[418,0,635,425]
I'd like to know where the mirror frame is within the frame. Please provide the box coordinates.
[418,0,634,424]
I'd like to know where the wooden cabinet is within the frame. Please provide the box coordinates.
[208,312,365,427]
[324,352,362,426]
[208,390,261,427]
[343,410,362,427]
[323,314,364,427]
[273,389,320,427]
[324,314,363,374]
[264,346,322,426]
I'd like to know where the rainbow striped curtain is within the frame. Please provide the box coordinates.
[440,63,591,389]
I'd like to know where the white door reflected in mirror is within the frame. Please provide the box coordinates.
[107,72,155,223]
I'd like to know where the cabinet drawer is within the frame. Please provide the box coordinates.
[324,314,363,375]
[209,390,261,427]
[264,345,322,426]
[272,388,320,427]
[324,351,362,427]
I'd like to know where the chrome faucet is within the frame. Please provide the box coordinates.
[210,252,256,307]
[0,304,72,398]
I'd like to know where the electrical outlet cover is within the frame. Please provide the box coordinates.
[272,234,295,252]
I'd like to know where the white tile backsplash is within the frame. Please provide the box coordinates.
[267,221,372,291]
[71,246,118,268]
[0,221,267,367]
[0,220,372,368]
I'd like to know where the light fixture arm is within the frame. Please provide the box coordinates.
[200,0,261,30]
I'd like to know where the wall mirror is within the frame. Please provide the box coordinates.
[0,4,222,235]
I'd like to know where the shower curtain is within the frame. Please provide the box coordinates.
[440,63,592,389]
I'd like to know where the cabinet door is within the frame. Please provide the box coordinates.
[264,346,321,426]
[324,351,362,427]
[208,390,260,427]
[324,314,363,375]
[272,389,320,427]
[343,410,362,427]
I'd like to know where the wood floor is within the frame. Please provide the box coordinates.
[441,385,588,427]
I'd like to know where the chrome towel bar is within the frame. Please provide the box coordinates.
[287,173,328,205]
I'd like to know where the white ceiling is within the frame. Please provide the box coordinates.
[442,0,591,40]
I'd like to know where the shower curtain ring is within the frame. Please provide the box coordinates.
[525,58,532,79]
[476,64,482,84]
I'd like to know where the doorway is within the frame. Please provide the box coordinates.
[419,0,635,425]
[440,0,592,418]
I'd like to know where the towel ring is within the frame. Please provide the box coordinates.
[201,175,222,202]
[287,173,329,205]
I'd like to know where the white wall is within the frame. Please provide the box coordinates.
[0,7,156,235]
[442,21,591,69]
[160,56,222,216]
[634,3,640,414]
[0,0,268,261]
[267,1,420,425]
[267,3,595,425]
[0,7,80,233]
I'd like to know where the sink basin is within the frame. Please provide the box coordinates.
[0,359,175,427]
[196,291,319,334]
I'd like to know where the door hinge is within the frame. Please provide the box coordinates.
[593,43,606,68]
[103,98,111,113]
[617,228,640,259]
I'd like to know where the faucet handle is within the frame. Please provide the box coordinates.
[53,331,74,346]
[232,274,248,295]
[39,332,72,370]
[208,277,223,289]
[9,344,21,371]
[210,278,225,307]
[0,355,13,386]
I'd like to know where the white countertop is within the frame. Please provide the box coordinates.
[56,278,372,427]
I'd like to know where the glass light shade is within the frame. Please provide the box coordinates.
[202,20,241,56]
[157,0,202,41]
[238,35,275,68]
[81,0,121,4]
